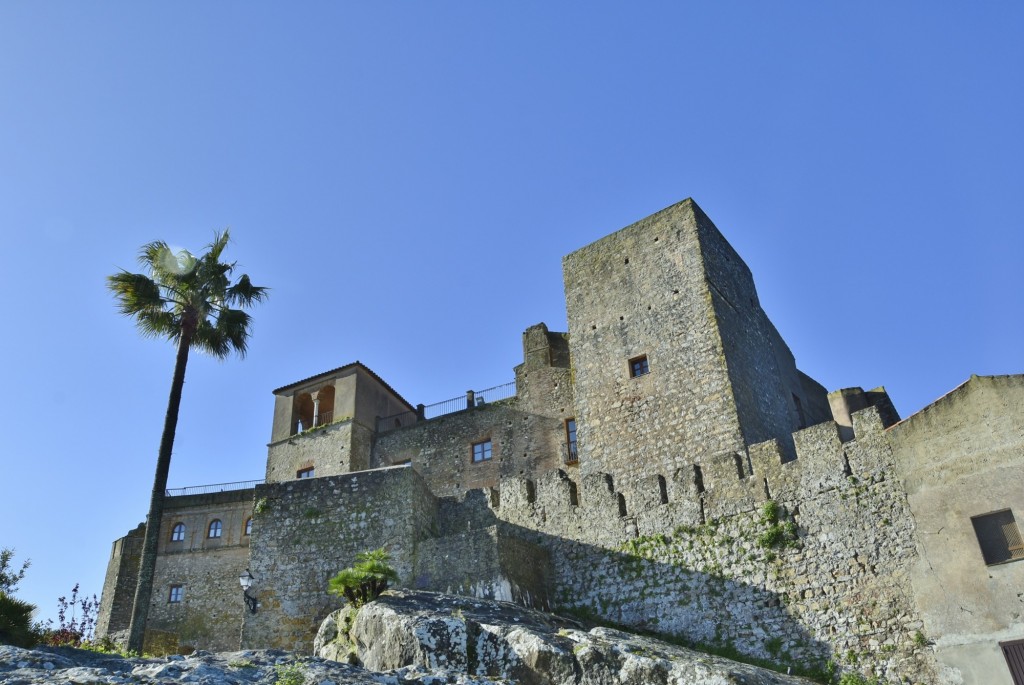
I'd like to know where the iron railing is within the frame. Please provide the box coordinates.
[165,479,265,497]
[376,380,516,433]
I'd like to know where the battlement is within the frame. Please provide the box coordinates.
[486,403,899,541]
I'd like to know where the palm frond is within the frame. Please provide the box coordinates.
[136,310,182,340]
[107,272,165,316]
[226,274,270,307]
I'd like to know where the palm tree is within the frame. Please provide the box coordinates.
[107,230,267,653]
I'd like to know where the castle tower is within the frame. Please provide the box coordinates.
[562,198,830,478]
[264,362,414,482]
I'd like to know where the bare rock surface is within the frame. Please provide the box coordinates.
[315,589,818,684]
[0,644,502,684]
[0,590,817,684]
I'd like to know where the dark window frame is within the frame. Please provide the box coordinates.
[971,509,1024,566]
[170,522,185,542]
[471,439,493,463]
[168,585,183,603]
[565,418,578,464]
[207,519,223,539]
[297,467,315,479]
[629,355,650,378]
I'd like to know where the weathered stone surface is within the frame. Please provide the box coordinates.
[0,644,503,684]
[315,590,817,684]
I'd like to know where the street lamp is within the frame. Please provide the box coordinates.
[239,569,258,614]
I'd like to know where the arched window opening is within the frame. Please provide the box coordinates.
[170,523,185,542]
[314,386,335,427]
[292,393,314,434]
[208,519,222,539]
[244,518,253,536]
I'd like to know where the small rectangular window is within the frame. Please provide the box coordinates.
[168,585,183,603]
[793,393,806,429]
[297,467,315,479]
[565,419,578,464]
[972,509,1024,565]
[472,439,493,463]
[629,355,650,378]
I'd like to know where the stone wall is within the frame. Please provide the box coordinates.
[692,201,814,457]
[475,406,936,682]
[266,418,376,483]
[414,525,551,609]
[95,523,144,639]
[372,324,575,499]
[563,199,759,478]
[240,465,438,651]
[890,375,1024,684]
[142,490,255,653]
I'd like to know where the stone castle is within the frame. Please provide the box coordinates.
[96,199,1024,684]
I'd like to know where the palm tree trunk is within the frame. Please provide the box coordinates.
[126,327,193,653]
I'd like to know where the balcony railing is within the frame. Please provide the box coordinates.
[376,380,516,433]
[563,442,579,465]
[165,479,265,497]
[292,410,334,435]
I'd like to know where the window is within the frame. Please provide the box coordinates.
[629,355,650,377]
[971,509,1024,565]
[793,393,806,429]
[170,523,185,542]
[297,467,315,479]
[244,518,252,536]
[565,419,578,464]
[1001,639,1024,683]
[168,585,183,603]
[472,439,492,463]
[207,519,222,539]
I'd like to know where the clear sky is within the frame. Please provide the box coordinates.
[0,3,1020,625]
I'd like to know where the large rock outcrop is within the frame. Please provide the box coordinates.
[314,589,818,684]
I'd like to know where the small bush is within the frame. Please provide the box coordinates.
[275,662,306,685]
[38,584,99,647]
[328,548,398,608]
[0,591,37,647]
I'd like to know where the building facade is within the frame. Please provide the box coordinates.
[97,199,1024,684]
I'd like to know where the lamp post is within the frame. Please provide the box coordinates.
[239,569,258,614]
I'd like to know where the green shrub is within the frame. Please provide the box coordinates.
[328,548,398,608]
[0,591,37,647]
[274,662,306,685]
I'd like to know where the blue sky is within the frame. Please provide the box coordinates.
[0,3,1020,624]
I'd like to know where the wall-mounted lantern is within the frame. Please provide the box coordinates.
[239,569,258,614]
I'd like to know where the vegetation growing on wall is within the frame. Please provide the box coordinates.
[328,548,398,608]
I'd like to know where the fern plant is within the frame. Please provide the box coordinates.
[328,548,398,607]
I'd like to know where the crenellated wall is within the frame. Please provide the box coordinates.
[96,196,1022,683]
[468,405,935,682]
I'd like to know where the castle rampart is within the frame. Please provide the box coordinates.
[241,464,437,651]
[470,403,928,679]
[98,199,1024,683]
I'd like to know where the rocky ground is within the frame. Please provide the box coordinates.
[0,590,819,684]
